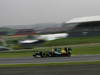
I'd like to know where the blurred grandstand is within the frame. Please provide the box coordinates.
[63,16,100,37]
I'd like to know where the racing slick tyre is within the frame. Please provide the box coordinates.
[33,54,42,58]
[67,52,71,57]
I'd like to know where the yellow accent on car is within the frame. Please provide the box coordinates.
[61,48,66,54]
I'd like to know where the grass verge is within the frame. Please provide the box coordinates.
[0,51,33,57]
[73,45,100,55]
[42,36,100,46]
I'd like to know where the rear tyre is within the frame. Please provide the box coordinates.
[67,52,71,57]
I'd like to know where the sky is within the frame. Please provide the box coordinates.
[0,0,100,26]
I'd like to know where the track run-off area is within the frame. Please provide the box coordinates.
[0,54,100,64]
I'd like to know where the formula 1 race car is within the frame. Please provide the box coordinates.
[33,47,72,58]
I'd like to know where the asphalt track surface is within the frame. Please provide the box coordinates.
[0,54,100,64]
[0,64,100,75]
